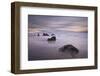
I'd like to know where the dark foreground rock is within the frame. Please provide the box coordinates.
[59,44,79,57]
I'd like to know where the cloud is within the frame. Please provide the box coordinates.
[28,15,88,32]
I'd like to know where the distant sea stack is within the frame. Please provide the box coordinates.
[59,44,79,57]
[43,33,49,36]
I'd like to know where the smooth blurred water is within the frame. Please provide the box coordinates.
[28,31,88,61]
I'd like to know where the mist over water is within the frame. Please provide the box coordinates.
[28,30,88,61]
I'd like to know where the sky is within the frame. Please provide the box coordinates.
[28,15,88,33]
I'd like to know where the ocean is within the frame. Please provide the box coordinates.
[28,30,88,61]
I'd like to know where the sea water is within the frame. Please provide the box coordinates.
[28,31,88,61]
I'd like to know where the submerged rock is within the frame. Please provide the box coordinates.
[59,44,79,57]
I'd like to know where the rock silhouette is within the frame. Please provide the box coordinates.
[43,33,49,36]
[47,36,56,41]
[59,44,79,58]
[37,33,40,36]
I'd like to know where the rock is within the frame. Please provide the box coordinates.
[59,44,79,57]
[37,33,40,36]
[47,36,56,41]
[43,33,49,36]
